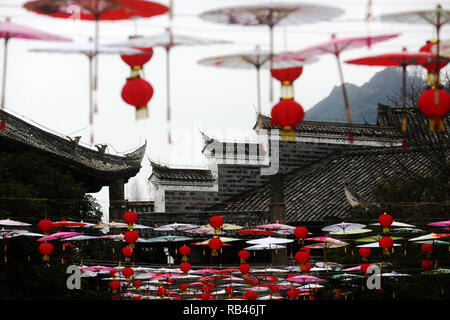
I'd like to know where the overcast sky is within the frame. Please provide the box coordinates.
[1,0,448,217]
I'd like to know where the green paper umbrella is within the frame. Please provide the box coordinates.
[355,235,403,243]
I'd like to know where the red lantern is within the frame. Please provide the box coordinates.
[38,242,54,261]
[179,283,188,293]
[132,295,141,301]
[361,263,371,275]
[209,216,224,234]
[421,243,434,258]
[208,237,223,256]
[359,248,371,261]
[421,260,434,271]
[133,280,141,289]
[294,226,308,245]
[200,292,211,300]
[109,280,120,293]
[157,286,167,298]
[271,66,303,99]
[124,230,139,249]
[244,290,258,300]
[238,250,250,263]
[123,211,138,228]
[179,245,191,262]
[122,246,133,262]
[379,236,394,255]
[295,249,310,264]
[179,262,191,275]
[225,286,233,297]
[419,40,448,84]
[418,88,450,132]
[300,262,311,274]
[121,77,154,120]
[271,98,305,140]
[378,212,394,233]
[121,47,154,74]
[287,288,299,300]
[239,263,251,276]
[38,219,53,235]
[271,285,280,294]
[122,267,134,280]
[201,285,210,293]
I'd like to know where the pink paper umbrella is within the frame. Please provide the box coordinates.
[286,275,324,283]
[428,220,450,227]
[255,220,295,231]
[276,33,399,143]
[0,17,71,129]
[37,231,81,242]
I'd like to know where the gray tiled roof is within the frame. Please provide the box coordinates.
[150,161,215,183]
[219,147,445,222]
[0,110,145,179]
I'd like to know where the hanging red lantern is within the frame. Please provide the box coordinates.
[38,219,53,235]
[38,242,54,261]
[200,292,211,300]
[271,66,303,99]
[360,263,371,275]
[179,245,191,262]
[122,246,133,262]
[209,216,225,234]
[201,285,211,293]
[418,88,450,132]
[271,285,280,295]
[179,262,191,276]
[378,212,394,233]
[121,77,154,120]
[379,236,394,255]
[419,40,448,85]
[359,247,371,261]
[421,260,434,271]
[225,286,233,298]
[122,267,134,280]
[110,268,119,278]
[295,249,310,265]
[124,230,139,249]
[238,250,250,263]
[208,237,223,256]
[109,280,120,293]
[287,288,299,300]
[421,243,434,258]
[121,47,154,76]
[239,263,251,277]
[157,286,167,298]
[294,226,308,245]
[271,98,305,141]
[244,290,258,300]
[133,280,141,290]
[300,262,311,274]
[123,211,138,229]
[179,283,188,293]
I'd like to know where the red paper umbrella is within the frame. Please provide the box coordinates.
[277,33,399,143]
[346,48,448,148]
[52,219,87,228]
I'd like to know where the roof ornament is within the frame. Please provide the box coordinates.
[95,144,107,153]
[67,136,81,146]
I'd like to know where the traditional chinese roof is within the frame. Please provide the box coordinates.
[150,161,215,183]
[217,146,446,222]
[0,110,146,185]
[255,112,403,142]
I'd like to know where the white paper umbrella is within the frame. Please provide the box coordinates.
[357,242,402,248]
[408,233,450,242]
[198,47,317,117]
[30,40,146,143]
[0,218,31,227]
[61,235,101,241]
[246,236,294,245]
[370,221,416,228]
[322,222,367,233]
[153,223,198,232]
[199,3,345,102]
[109,27,230,144]
[244,244,287,250]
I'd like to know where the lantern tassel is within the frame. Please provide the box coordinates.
[429,117,444,132]
[136,106,149,120]
[281,127,296,142]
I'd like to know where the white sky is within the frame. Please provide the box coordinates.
[1,0,448,217]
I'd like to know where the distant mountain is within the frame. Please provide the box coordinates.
[305,68,423,124]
